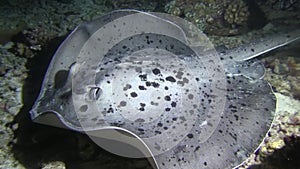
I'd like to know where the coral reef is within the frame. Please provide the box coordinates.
[224,2,249,28]
[165,0,251,35]
[165,0,300,36]
[0,47,27,169]
[263,47,300,99]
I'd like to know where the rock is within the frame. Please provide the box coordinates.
[42,161,66,169]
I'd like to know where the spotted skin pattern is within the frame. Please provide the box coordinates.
[29,10,300,169]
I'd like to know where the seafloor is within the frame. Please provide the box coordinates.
[0,0,299,169]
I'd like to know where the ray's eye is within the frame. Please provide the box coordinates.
[89,87,102,100]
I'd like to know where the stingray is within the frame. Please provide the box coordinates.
[30,10,300,169]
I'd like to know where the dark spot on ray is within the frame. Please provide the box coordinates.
[123,84,132,91]
[171,101,177,107]
[164,96,171,101]
[152,68,161,75]
[187,133,193,138]
[170,44,174,49]
[176,71,184,79]
[194,146,200,152]
[166,76,176,82]
[138,128,144,131]
[183,77,189,83]
[107,107,114,113]
[152,82,160,88]
[130,92,138,97]
[135,67,142,73]
[251,48,255,52]
[139,74,147,81]
[157,122,163,127]
[155,131,162,134]
[229,132,237,141]
[120,101,127,107]
[138,85,146,90]
[234,115,239,121]
[145,81,151,86]
[188,94,194,100]
[165,108,171,111]
[179,116,186,121]
[151,101,159,106]
[139,107,145,111]
[135,118,145,123]
[229,105,237,109]
[110,122,123,127]
[79,105,88,112]
[165,86,169,90]
[159,78,165,82]
[140,103,146,107]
